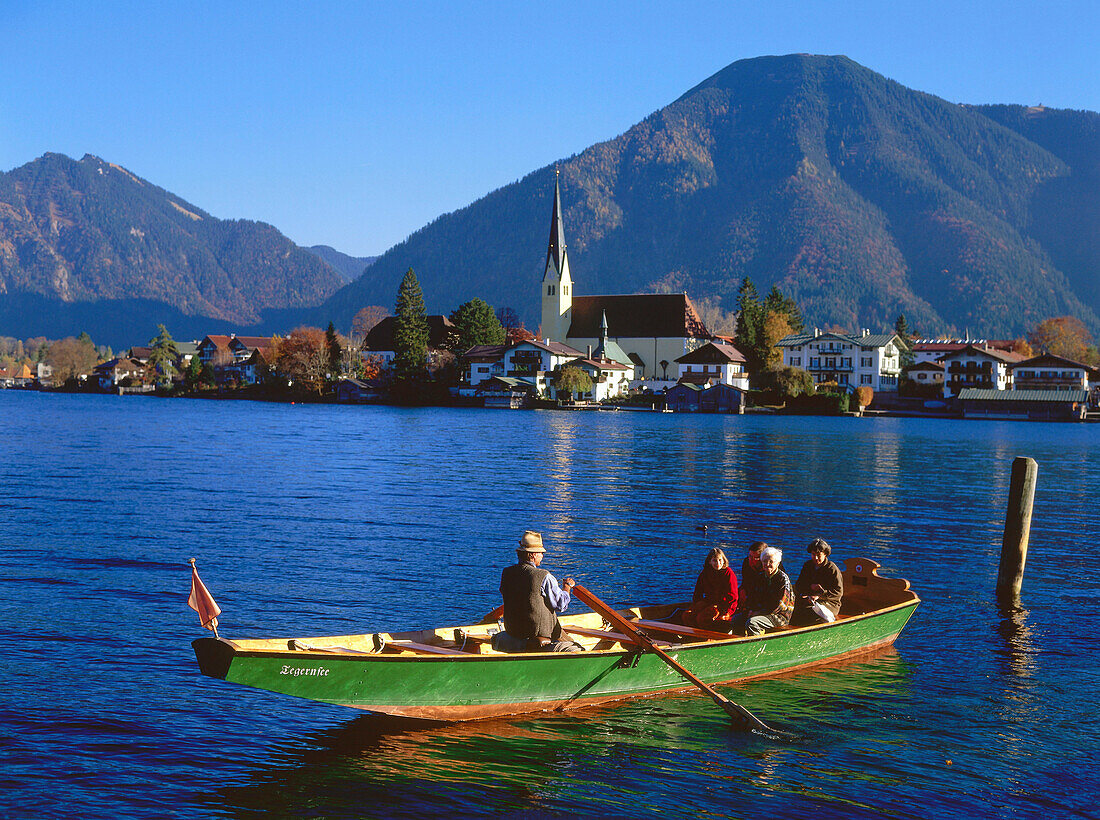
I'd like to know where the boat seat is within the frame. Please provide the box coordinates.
[562,625,673,647]
[288,640,371,654]
[631,618,736,641]
[386,640,470,656]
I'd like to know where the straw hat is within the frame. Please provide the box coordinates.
[519,531,545,553]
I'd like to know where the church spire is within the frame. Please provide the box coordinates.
[545,168,567,278]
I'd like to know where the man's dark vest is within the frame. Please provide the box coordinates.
[500,562,560,640]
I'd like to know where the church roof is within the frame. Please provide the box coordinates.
[568,294,709,339]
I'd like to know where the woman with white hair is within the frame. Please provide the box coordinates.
[742,546,794,636]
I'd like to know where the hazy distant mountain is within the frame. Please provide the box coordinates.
[321,54,1100,338]
[305,245,378,282]
[0,153,344,346]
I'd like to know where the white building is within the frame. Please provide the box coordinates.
[500,338,585,398]
[775,329,902,391]
[939,344,1025,398]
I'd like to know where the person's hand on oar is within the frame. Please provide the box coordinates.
[573,584,793,739]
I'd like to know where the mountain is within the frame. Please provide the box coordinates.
[305,245,378,282]
[0,153,344,347]
[321,54,1100,339]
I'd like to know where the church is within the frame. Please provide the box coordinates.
[538,176,711,381]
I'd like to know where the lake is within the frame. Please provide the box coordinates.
[0,391,1097,818]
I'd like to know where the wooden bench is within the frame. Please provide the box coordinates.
[631,619,737,641]
[562,625,672,647]
[386,640,470,656]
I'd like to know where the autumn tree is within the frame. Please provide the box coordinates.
[352,305,390,343]
[147,324,180,386]
[556,365,593,401]
[46,336,98,385]
[761,311,795,370]
[1010,337,1034,358]
[1028,316,1093,362]
[855,386,874,409]
[692,297,738,337]
[451,298,505,352]
[507,325,535,344]
[274,327,329,394]
[393,268,429,381]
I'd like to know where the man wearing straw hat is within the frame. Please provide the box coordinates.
[494,530,583,653]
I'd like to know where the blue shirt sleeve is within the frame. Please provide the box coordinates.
[541,572,571,613]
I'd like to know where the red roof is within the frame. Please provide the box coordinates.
[675,341,746,364]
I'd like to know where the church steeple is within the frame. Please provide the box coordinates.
[545,170,568,278]
[540,169,573,342]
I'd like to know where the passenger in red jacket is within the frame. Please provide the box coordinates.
[682,547,739,632]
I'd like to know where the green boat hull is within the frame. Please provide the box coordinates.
[193,598,918,721]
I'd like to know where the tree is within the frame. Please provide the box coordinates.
[855,386,874,409]
[763,286,804,333]
[692,297,738,337]
[761,311,795,370]
[147,324,180,386]
[496,306,521,331]
[46,336,98,385]
[451,298,505,352]
[556,365,593,400]
[734,278,764,375]
[507,324,535,344]
[894,314,915,370]
[1011,337,1034,358]
[1028,316,1092,362]
[273,327,329,394]
[325,321,342,377]
[758,366,815,399]
[393,268,429,381]
[352,305,390,343]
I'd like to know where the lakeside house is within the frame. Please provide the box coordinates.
[939,344,1025,399]
[911,338,1018,366]
[674,341,749,390]
[775,329,903,391]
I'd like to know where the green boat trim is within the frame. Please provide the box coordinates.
[192,556,919,721]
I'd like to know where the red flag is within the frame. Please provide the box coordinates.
[188,560,222,633]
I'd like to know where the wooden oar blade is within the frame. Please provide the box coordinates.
[573,584,785,737]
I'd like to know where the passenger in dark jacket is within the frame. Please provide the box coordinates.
[792,538,844,626]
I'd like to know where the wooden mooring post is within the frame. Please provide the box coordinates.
[996,457,1038,604]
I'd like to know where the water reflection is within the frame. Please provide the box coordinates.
[211,651,912,818]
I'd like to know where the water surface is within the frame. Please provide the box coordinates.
[0,392,1097,818]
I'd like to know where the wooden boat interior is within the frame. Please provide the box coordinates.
[223,556,917,658]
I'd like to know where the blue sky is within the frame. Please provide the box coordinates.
[2,1,1098,256]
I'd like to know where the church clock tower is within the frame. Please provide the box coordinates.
[540,172,573,343]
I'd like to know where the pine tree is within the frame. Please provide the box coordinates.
[147,324,180,385]
[393,268,429,381]
[734,278,764,376]
[451,298,505,352]
[894,314,915,369]
[325,321,342,377]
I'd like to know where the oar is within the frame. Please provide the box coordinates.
[572,584,782,736]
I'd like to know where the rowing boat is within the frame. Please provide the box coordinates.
[192,557,918,721]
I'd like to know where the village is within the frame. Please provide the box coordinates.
[2,179,1099,421]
